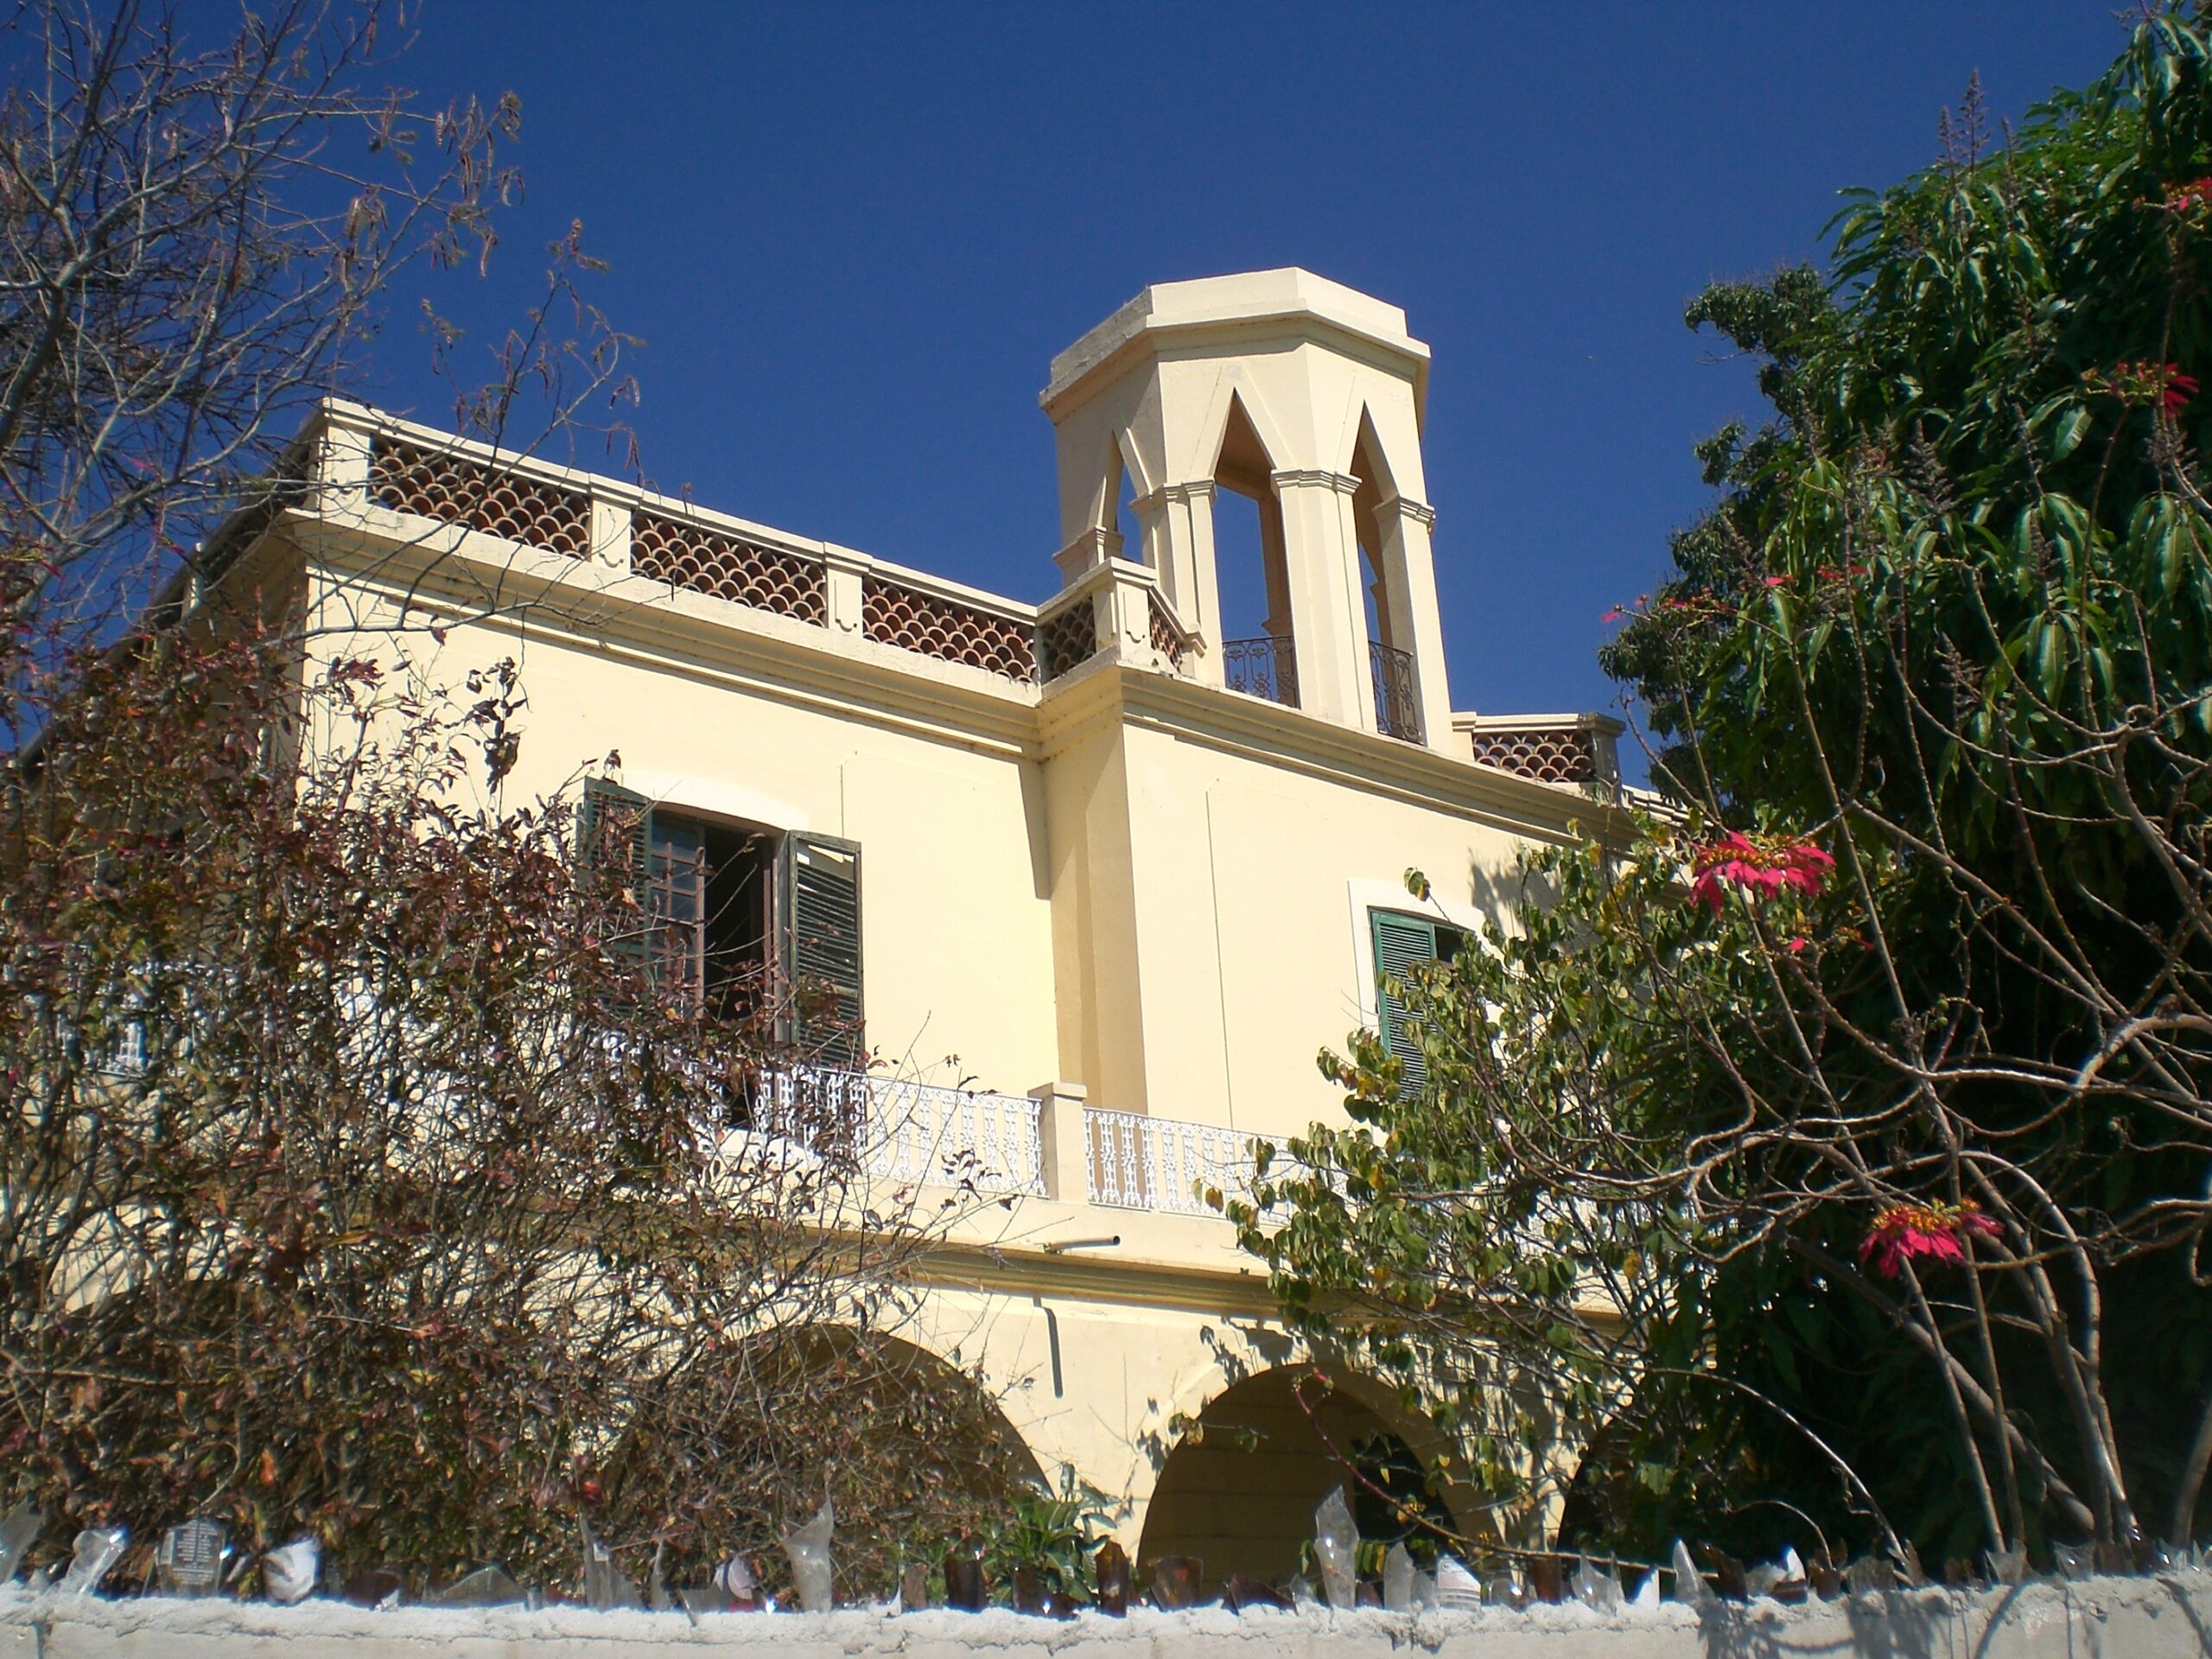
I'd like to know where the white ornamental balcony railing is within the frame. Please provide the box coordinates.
[756,1067,1046,1198]
[1084,1108,1258,1217]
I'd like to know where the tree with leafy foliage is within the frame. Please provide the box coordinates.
[1232,8,2212,1571]
[0,0,1026,1599]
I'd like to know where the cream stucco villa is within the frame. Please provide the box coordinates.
[228,270,1631,1585]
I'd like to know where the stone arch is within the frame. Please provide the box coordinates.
[1134,1359,1498,1592]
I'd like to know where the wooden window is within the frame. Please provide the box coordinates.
[575,783,835,1035]
[1370,909,1463,1098]
[779,833,864,1067]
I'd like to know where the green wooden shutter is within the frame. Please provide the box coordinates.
[779,833,863,1066]
[1371,909,1440,1096]
[579,778,652,966]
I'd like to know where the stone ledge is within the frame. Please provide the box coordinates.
[4,1574,2209,1659]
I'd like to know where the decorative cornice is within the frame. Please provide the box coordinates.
[912,1236,1282,1316]
[1038,658,1637,847]
[1381,493,1437,529]
[1270,467,1363,495]
[291,512,1045,758]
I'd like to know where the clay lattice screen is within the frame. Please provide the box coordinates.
[862,578,1037,683]
[369,435,592,559]
[1037,600,1098,681]
[1466,726,1597,784]
[1147,592,1188,671]
[630,509,827,624]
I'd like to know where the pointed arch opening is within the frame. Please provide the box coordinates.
[1349,410,1421,741]
[1211,392,1297,709]
[1112,439,1144,567]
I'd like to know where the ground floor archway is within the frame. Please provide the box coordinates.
[1134,1363,1480,1592]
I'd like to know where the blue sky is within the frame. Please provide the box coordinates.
[359,4,2125,742]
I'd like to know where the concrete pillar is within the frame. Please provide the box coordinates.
[588,493,632,575]
[823,544,869,640]
[1028,1080,1091,1201]
[1139,481,1221,684]
[315,411,372,515]
[1272,468,1372,732]
[1374,494,1451,747]
[1055,526,1122,588]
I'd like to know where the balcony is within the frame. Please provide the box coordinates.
[1370,639,1421,741]
[752,1067,1046,1197]
[1221,634,1298,709]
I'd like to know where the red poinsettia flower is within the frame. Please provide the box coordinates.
[1689,832,1836,912]
[1858,1200,2002,1278]
[2087,359,2197,413]
[2166,176,2212,213]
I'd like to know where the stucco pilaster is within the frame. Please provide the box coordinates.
[1272,468,1372,731]
[1375,494,1451,747]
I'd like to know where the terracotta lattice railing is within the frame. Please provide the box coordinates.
[861,577,1038,684]
[1468,728,1595,783]
[367,434,593,559]
[1037,598,1099,682]
[630,508,827,624]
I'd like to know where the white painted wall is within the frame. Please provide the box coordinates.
[6,1574,2208,1658]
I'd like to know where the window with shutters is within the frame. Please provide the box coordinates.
[576,781,861,1059]
[1370,908,1464,1098]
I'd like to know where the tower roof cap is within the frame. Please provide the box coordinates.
[1043,268,1430,411]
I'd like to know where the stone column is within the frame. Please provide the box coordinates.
[1272,468,1373,732]
[1373,494,1452,747]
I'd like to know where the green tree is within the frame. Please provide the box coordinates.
[1235,9,2212,1568]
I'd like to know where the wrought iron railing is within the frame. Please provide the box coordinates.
[1370,640,1421,741]
[1084,1108,1256,1216]
[1222,635,1298,709]
[753,1066,1046,1196]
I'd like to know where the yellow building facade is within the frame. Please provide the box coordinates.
[251,270,1629,1583]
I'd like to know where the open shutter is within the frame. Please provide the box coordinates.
[1371,909,1440,1097]
[779,833,863,1066]
[579,778,652,967]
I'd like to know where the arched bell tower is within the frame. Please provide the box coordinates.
[1040,269,1452,747]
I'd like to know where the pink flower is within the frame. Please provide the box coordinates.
[2166,176,2212,213]
[1859,1201,2002,1278]
[1689,832,1836,912]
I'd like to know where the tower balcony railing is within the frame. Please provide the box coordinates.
[1221,634,1299,709]
[1370,639,1421,741]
